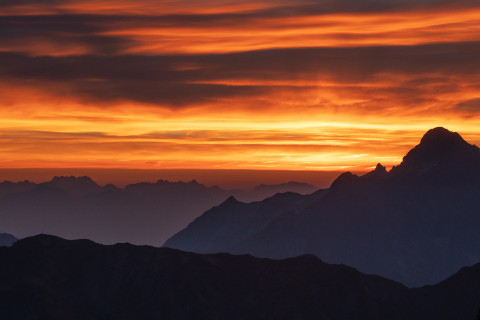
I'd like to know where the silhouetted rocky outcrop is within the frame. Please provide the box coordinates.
[165,127,480,287]
[390,127,480,180]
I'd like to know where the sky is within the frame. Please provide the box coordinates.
[1,0,480,182]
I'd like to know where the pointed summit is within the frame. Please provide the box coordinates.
[390,127,480,179]
[374,163,387,174]
[222,195,241,206]
[363,163,388,179]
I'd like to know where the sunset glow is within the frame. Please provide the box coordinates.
[1,0,480,176]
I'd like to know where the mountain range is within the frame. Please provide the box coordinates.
[1,235,480,319]
[0,176,316,245]
[164,127,480,287]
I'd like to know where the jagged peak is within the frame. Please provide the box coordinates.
[50,176,96,184]
[222,195,241,205]
[46,176,100,195]
[362,163,388,179]
[375,163,387,173]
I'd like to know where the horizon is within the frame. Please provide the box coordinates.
[0,168,360,189]
[0,126,473,189]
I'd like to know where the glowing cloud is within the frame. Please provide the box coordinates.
[0,0,480,172]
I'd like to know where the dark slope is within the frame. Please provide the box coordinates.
[0,235,420,320]
[2,235,480,319]
[414,262,480,320]
[0,233,16,246]
[165,127,480,287]
[236,181,318,202]
[163,189,328,253]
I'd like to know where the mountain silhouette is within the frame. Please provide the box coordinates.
[0,233,16,246]
[0,176,319,245]
[390,127,480,180]
[164,190,328,253]
[165,127,480,287]
[1,235,480,319]
[47,176,102,196]
[0,180,36,198]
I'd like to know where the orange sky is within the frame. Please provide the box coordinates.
[1,0,480,178]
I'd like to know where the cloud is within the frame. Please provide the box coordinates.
[0,41,479,110]
[1,0,479,13]
[0,15,137,55]
[0,127,417,171]
[3,41,480,80]
[454,98,480,112]
[1,1,480,56]
[0,0,479,173]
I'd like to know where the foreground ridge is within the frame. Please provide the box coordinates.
[2,235,480,319]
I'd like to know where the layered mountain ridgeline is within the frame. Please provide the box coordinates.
[164,190,328,254]
[2,235,480,320]
[0,176,317,246]
[165,127,480,287]
[236,181,318,202]
[0,233,16,247]
[0,177,228,246]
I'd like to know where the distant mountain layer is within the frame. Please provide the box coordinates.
[0,176,317,245]
[164,190,328,254]
[236,181,318,202]
[165,127,480,287]
[0,233,16,247]
[1,235,480,319]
